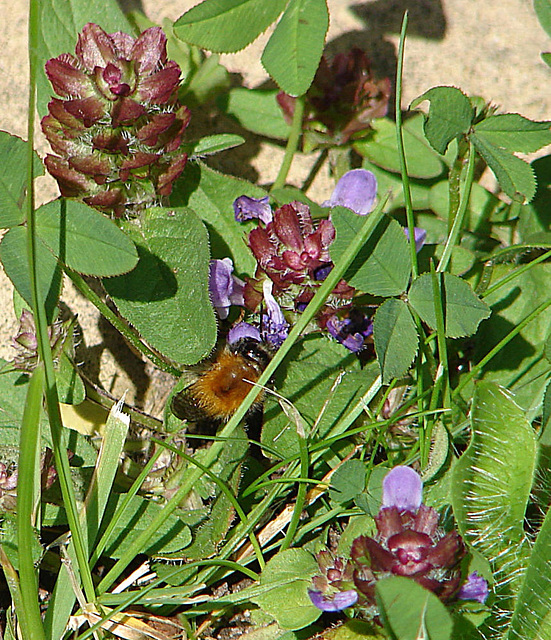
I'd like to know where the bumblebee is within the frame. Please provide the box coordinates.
[170,337,272,437]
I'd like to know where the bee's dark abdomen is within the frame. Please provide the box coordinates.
[171,390,209,423]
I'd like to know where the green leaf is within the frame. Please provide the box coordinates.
[0,226,62,323]
[322,620,384,640]
[408,273,491,338]
[174,0,287,53]
[473,263,551,409]
[263,335,376,459]
[172,163,263,273]
[218,88,291,139]
[373,298,418,384]
[0,132,44,228]
[542,52,551,68]
[410,86,474,155]
[251,548,321,630]
[451,383,536,604]
[331,209,411,296]
[329,459,367,504]
[473,114,551,154]
[376,576,453,640]
[471,129,537,204]
[261,0,329,96]
[535,0,551,38]
[354,115,445,179]
[103,207,217,365]
[37,0,131,115]
[508,499,551,640]
[35,200,138,277]
[190,134,245,157]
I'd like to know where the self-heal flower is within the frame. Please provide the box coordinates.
[458,571,489,604]
[233,195,272,224]
[42,23,190,217]
[350,466,465,603]
[209,258,245,319]
[261,280,289,348]
[248,201,335,289]
[322,169,378,216]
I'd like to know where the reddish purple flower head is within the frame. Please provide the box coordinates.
[248,201,335,289]
[41,23,190,216]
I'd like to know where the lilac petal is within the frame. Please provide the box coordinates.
[234,195,272,224]
[322,169,377,216]
[308,589,358,612]
[458,572,489,604]
[382,466,423,512]
[209,258,244,319]
[404,227,427,253]
[261,280,289,348]
[228,322,262,345]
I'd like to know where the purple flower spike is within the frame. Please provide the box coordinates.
[209,258,245,319]
[234,195,273,224]
[458,572,489,604]
[404,227,427,253]
[261,280,289,348]
[382,466,423,512]
[308,589,359,612]
[227,322,262,345]
[322,169,377,216]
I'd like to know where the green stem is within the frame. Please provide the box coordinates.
[280,418,310,551]
[395,11,418,279]
[447,139,469,233]
[66,268,181,377]
[271,95,305,191]
[437,140,476,272]
[27,0,95,610]
[17,367,46,640]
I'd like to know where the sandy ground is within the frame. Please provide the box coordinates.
[0,0,549,407]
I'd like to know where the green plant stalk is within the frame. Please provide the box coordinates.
[437,140,476,273]
[157,439,266,570]
[453,298,551,398]
[482,249,551,298]
[422,266,450,468]
[16,366,45,640]
[447,138,469,233]
[96,199,387,595]
[280,421,310,551]
[271,95,305,190]
[395,11,418,280]
[27,0,96,615]
[66,269,181,377]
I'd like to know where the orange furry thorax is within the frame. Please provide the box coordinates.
[190,350,265,421]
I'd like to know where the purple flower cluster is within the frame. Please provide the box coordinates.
[308,466,489,615]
